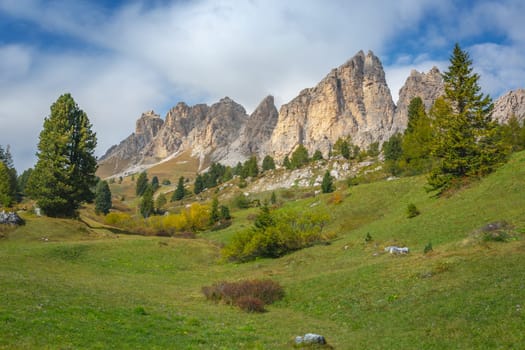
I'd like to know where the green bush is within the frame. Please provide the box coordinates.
[424,242,433,254]
[407,203,420,218]
[222,207,331,262]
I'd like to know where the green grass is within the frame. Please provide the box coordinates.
[2,152,525,349]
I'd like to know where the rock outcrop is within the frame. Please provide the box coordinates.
[99,111,163,173]
[268,50,396,160]
[393,67,444,133]
[491,89,525,124]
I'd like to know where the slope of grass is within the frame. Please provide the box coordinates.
[1,152,525,349]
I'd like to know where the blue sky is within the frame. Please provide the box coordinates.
[0,0,524,172]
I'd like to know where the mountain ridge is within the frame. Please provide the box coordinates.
[98,50,524,178]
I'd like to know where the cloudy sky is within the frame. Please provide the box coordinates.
[1,0,524,172]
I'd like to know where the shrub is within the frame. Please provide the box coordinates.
[328,192,343,205]
[236,296,265,313]
[223,207,331,262]
[407,203,420,218]
[202,279,284,313]
[233,194,250,209]
[365,232,373,243]
[424,242,433,254]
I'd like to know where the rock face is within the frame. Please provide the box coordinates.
[99,96,281,175]
[268,50,396,160]
[99,111,163,168]
[393,67,444,133]
[491,89,525,124]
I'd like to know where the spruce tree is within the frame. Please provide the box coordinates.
[428,44,507,193]
[172,176,185,201]
[321,170,335,193]
[139,186,154,218]
[402,97,434,174]
[290,144,309,169]
[0,162,14,207]
[209,197,220,224]
[94,180,112,215]
[194,174,204,194]
[0,145,17,206]
[151,176,160,192]
[155,193,167,212]
[262,155,276,171]
[135,172,149,196]
[26,94,97,216]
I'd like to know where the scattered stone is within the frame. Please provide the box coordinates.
[0,211,24,225]
[295,333,326,345]
[384,246,409,254]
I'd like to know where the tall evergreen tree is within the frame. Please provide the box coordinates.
[151,176,160,192]
[262,155,276,171]
[135,172,149,196]
[0,145,17,206]
[402,97,434,174]
[194,174,204,194]
[26,94,97,216]
[172,176,185,201]
[290,144,309,169]
[428,44,507,193]
[139,186,154,218]
[17,168,33,196]
[0,162,14,207]
[94,180,112,215]
[209,197,220,225]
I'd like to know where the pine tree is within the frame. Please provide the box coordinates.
[209,197,220,225]
[0,145,17,205]
[243,156,259,178]
[0,162,14,207]
[26,94,97,216]
[135,172,149,196]
[262,155,276,171]
[94,180,112,215]
[155,193,167,212]
[401,97,434,174]
[139,186,154,218]
[17,168,33,196]
[290,144,309,169]
[151,176,160,192]
[194,174,204,194]
[219,205,231,220]
[321,170,335,193]
[428,44,507,193]
[172,176,185,201]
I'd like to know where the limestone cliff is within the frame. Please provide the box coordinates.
[491,89,525,124]
[268,50,396,160]
[98,111,163,174]
[393,67,444,132]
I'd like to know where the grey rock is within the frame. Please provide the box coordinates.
[0,211,23,225]
[295,333,326,345]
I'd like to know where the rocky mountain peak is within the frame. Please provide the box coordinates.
[491,89,525,124]
[392,66,444,133]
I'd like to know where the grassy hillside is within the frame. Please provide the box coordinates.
[1,152,525,349]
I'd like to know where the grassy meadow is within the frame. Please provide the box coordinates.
[1,152,525,349]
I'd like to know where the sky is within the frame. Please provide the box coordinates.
[0,0,524,172]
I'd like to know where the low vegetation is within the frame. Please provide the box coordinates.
[202,279,284,312]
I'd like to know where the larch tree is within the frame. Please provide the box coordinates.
[27,94,97,216]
